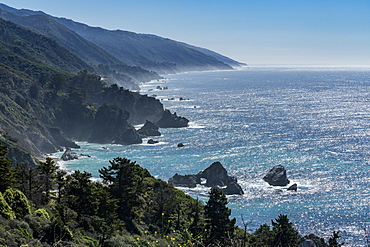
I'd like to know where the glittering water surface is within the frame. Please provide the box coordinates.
[57,66,370,246]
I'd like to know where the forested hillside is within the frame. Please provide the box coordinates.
[0,18,170,165]
[0,146,343,246]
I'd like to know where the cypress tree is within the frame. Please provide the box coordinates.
[0,144,16,192]
[271,214,300,247]
[204,188,236,245]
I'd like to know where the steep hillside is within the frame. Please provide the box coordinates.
[0,18,183,165]
[0,8,161,89]
[0,3,242,75]
[51,20,233,74]
[181,43,247,67]
[0,18,92,75]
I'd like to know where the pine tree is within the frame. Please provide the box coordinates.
[37,157,59,204]
[328,231,343,247]
[204,188,236,245]
[0,144,16,192]
[99,157,151,232]
[271,214,300,247]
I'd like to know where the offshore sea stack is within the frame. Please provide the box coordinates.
[168,161,244,195]
[263,165,290,186]
[156,110,189,128]
[137,120,161,138]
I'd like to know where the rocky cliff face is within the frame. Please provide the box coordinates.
[88,104,141,145]
[0,14,190,162]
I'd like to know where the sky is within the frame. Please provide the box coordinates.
[1,0,370,65]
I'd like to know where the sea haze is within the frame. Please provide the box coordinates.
[56,66,370,245]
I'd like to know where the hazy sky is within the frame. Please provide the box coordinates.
[1,0,370,65]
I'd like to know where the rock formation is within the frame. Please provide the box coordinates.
[147,139,159,144]
[88,104,142,145]
[137,120,161,137]
[168,174,198,188]
[61,147,79,161]
[156,110,189,128]
[263,165,290,186]
[168,161,244,195]
[287,183,297,191]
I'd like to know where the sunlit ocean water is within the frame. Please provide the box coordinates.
[55,66,370,246]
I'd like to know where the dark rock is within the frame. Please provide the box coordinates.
[300,234,326,247]
[287,183,297,191]
[222,182,244,195]
[137,120,161,138]
[48,127,80,149]
[200,161,236,187]
[299,239,316,247]
[168,161,244,195]
[168,174,197,188]
[61,147,79,161]
[88,104,142,145]
[177,143,184,147]
[156,109,189,128]
[80,153,91,158]
[263,165,290,186]
[147,139,159,144]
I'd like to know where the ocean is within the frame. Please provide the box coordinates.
[55,66,370,246]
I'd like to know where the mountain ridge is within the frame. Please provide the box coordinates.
[0,3,244,76]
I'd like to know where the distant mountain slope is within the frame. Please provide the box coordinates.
[181,43,246,67]
[0,9,122,66]
[51,19,233,74]
[0,17,92,76]
[0,8,161,89]
[0,3,242,75]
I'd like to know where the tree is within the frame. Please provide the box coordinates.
[64,170,97,217]
[328,231,343,247]
[37,157,59,204]
[99,157,151,232]
[0,144,16,192]
[271,214,300,247]
[204,188,236,245]
[249,223,274,246]
[15,163,40,202]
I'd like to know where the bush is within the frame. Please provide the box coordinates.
[0,191,15,219]
[3,189,31,218]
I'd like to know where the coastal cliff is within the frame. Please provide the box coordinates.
[0,18,188,165]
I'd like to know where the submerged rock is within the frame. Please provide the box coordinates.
[147,139,159,144]
[263,165,290,186]
[168,161,244,195]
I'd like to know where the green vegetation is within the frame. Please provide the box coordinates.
[0,17,165,163]
[0,15,345,247]
[0,143,344,246]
